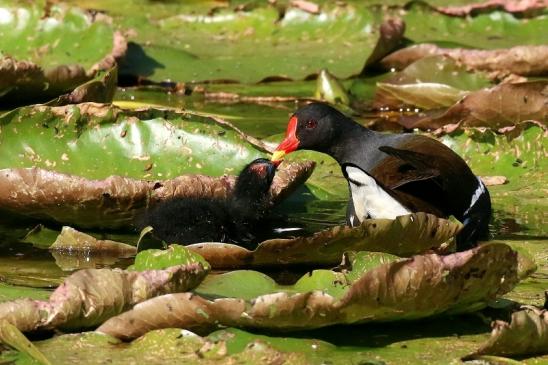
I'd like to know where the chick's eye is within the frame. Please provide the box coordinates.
[305,119,317,129]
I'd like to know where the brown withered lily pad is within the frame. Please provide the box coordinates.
[464,306,548,359]
[0,251,209,332]
[436,1,548,17]
[380,44,548,79]
[398,81,547,130]
[50,227,137,255]
[0,161,313,230]
[97,243,519,340]
[187,213,461,269]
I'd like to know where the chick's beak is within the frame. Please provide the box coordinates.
[271,150,286,162]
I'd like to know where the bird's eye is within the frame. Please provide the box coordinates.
[305,119,317,129]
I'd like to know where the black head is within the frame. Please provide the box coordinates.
[272,103,349,160]
[232,158,277,199]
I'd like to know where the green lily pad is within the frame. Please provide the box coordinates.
[0,1,126,105]
[380,44,548,78]
[75,1,402,83]
[0,103,270,179]
[195,252,398,300]
[0,283,51,303]
[130,244,210,272]
[441,124,546,181]
[98,243,519,340]
[0,256,65,288]
[0,327,366,365]
[403,4,548,49]
[0,246,209,332]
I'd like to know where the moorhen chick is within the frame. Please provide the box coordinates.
[138,158,278,246]
[271,102,491,249]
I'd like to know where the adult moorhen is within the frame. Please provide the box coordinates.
[271,102,491,249]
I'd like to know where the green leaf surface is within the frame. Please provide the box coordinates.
[0,1,124,104]
[403,4,548,49]
[195,252,398,300]
[0,284,51,304]
[441,124,546,181]
[130,244,210,272]
[0,104,267,179]
[71,0,400,83]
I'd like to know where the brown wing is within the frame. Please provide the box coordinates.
[370,136,465,216]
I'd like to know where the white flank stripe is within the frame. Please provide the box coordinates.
[346,166,410,221]
[464,176,486,215]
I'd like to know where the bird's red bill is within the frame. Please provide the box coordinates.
[272,116,299,161]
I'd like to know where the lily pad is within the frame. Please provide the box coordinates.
[0,320,52,365]
[187,213,461,268]
[46,67,119,106]
[0,246,209,332]
[435,1,548,17]
[0,103,314,228]
[0,327,359,365]
[373,55,492,110]
[97,243,519,340]
[51,226,137,255]
[440,124,546,181]
[380,44,548,78]
[402,4,548,49]
[0,2,126,105]
[82,1,403,83]
[398,82,547,130]
[465,306,548,359]
[0,284,51,303]
[130,244,210,272]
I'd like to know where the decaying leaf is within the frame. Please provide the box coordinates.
[187,213,462,268]
[0,248,208,332]
[380,44,548,79]
[373,55,491,110]
[0,320,52,365]
[464,306,548,359]
[0,160,312,229]
[376,82,468,110]
[46,67,118,106]
[51,227,137,255]
[97,243,518,340]
[398,81,547,130]
[436,1,548,17]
